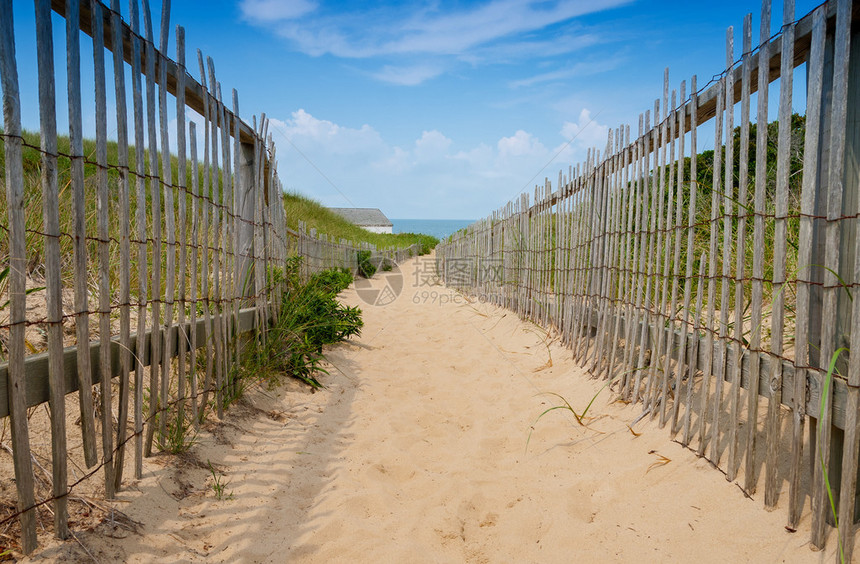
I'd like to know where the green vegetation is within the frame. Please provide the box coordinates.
[356,249,376,278]
[0,129,167,291]
[0,130,435,296]
[525,375,616,453]
[235,257,363,390]
[679,113,805,293]
[1,130,369,449]
[148,258,363,458]
[154,407,198,454]
[283,191,438,254]
[820,347,848,564]
[207,459,233,501]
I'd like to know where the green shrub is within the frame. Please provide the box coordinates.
[292,284,363,353]
[309,267,353,295]
[357,250,376,278]
[243,259,363,389]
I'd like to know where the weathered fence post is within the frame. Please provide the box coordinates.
[836,6,860,556]
[238,138,257,304]
[235,119,257,362]
[806,0,856,548]
[34,0,70,538]
[0,0,38,552]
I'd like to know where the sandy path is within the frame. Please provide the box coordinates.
[31,254,841,562]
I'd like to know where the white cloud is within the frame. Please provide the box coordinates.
[235,0,634,86]
[414,130,452,159]
[263,109,611,217]
[383,0,622,56]
[373,146,411,175]
[270,110,386,157]
[472,31,601,63]
[240,0,632,81]
[497,130,546,159]
[560,108,609,151]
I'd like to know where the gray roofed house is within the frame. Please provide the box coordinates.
[328,207,394,234]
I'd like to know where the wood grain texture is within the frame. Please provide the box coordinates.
[727,14,752,485]
[698,77,723,458]
[109,0,131,495]
[175,24,188,428]
[197,49,214,422]
[764,0,794,509]
[142,0,162,458]
[745,0,771,496]
[660,87,681,429]
[811,0,850,550]
[712,28,734,466]
[91,0,115,498]
[157,0,175,446]
[0,0,38,552]
[34,0,69,537]
[676,75,697,438]
[67,0,98,469]
[129,0,147,479]
[787,4,824,531]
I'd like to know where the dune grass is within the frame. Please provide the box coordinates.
[282,191,437,254]
[0,130,436,290]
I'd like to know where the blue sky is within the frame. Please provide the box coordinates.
[8,0,821,219]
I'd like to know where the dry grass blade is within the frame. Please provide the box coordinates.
[627,424,641,437]
[646,451,672,473]
[464,303,489,318]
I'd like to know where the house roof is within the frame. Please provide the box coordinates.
[328,207,393,227]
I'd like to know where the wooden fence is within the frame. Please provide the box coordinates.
[438,0,860,558]
[294,220,420,279]
[0,0,416,554]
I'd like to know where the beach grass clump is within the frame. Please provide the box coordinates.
[356,250,376,278]
[155,406,198,454]
[207,460,233,501]
[237,257,362,390]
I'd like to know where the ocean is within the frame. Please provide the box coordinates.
[391,219,476,240]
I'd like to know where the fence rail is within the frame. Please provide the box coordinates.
[439,0,860,559]
[0,0,416,554]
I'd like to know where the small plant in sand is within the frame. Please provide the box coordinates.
[155,408,198,455]
[207,460,232,501]
[220,365,250,412]
[522,323,553,372]
[526,388,606,453]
